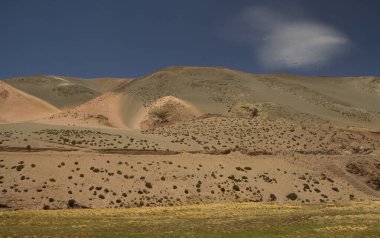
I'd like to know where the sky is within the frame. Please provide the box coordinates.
[1,0,380,79]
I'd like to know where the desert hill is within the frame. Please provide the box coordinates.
[2,67,379,129]
[140,96,201,129]
[3,75,130,109]
[40,92,128,128]
[42,94,201,129]
[117,66,380,130]
[0,66,379,210]
[33,66,380,130]
[0,81,60,123]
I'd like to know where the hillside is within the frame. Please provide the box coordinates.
[0,66,379,210]
[0,81,60,123]
[3,75,130,109]
[79,77,132,93]
[36,66,380,130]
[117,66,380,130]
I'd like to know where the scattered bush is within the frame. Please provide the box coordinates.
[67,199,76,208]
[286,193,298,201]
[232,185,240,191]
[269,194,277,201]
[145,182,152,189]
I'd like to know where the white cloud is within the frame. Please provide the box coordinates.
[234,6,350,70]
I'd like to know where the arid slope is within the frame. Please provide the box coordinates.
[3,75,130,109]
[0,82,60,123]
[0,66,379,210]
[117,66,380,129]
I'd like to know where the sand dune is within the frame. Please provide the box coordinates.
[0,81,60,123]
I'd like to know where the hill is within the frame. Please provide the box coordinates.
[38,66,380,130]
[3,75,130,109]
[3,67,379,129]
[0,81,60,123]
[0,66,379,210]
[116,66,380,130]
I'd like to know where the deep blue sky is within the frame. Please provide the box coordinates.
[1,0,380,78]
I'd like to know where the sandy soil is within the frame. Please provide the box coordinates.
[40,92,127,128]
[1,151,378,210]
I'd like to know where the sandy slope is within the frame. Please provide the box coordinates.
[39,92,127,128]
[42,94,202,129]
[0,82,60,123]
[2,75,130,109]
[2,76,131,127]
[0,151,378,210]
[0,115,378,210]
[39,92,143,129]
[136,95,202,129]
[3,75,100,109]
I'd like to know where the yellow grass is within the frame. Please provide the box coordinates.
[1,202,379,237]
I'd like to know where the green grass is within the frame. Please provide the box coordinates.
[0,202,379,237]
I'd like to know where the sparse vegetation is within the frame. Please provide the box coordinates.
[286,193,298,201]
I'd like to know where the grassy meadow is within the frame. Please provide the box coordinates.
[0,202,379,237]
